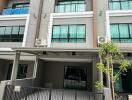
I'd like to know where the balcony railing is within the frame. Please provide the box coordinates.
[2,8,29,15]
[3,85,104,100]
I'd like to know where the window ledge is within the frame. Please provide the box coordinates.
[0,14,29,21]
[52,11,93,18]
[107,10,132,16]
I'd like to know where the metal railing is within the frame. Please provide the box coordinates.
[2,8,29,15]
[3,85,104,100]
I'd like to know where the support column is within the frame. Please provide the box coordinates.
[11,51,21,82]
[33,56,39,78]
[93,57,103,92]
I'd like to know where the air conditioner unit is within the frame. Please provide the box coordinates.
[98,36,107,44]
[35,38,47,47]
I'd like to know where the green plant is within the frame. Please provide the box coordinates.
[96,42,130,100]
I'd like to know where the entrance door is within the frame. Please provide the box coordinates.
[64,66,87,90]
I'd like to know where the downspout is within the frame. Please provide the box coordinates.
[93,0,97,48]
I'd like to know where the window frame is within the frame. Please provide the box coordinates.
[109,0,132,10]
[52,24,86,43]
[110,23,132,43]
[0,26,25,42]
[55,0,86,13]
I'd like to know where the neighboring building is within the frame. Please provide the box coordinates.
[0,0,131,100]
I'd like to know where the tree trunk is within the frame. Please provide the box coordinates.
[110,65,115,100]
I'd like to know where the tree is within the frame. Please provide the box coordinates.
[95,42,130,100]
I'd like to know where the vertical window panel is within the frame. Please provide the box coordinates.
[5,27,12,35]
[58,5,65,13]
[129,1,132,9]
[12,26,19,34]
[0,27,5,35]
[129,24,132,38]
[19,26,25,34]
[119,24,129,38]
[52,26,60,39]
[60,26,68,38]
[110,25,119,38]
[76,4,85,12]
[77,25,85,38]
[121,2,129,10]
[69,25,77,38]
[113,2,120,10]
[71,4,76,12]
[65,4,71,12]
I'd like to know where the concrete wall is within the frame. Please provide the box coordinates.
[35,60,93,91]
[49,17,93,48]
[96,0,108,36]
[110,15,132,23]
[25,0,42,47]
[0,59,8,81]
[33,59,45,87]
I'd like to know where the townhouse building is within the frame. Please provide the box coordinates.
[0,0,132,100]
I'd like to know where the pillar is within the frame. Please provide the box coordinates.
[11,51,21,81]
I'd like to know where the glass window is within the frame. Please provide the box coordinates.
[19,26,25,34]
[76,4,85,12]
[119,24,129,38]
[58,5,65,13]
[71,4,76,12]
[0,27,5,35]
[5,27,12,35]
[64,66,87,90]
[121,1,129,9]
[12,26,19,34]
[17,64,28,79]
[55,0,85,13]
[77,25,85,38]
[129,24,132,38]
[52,24,86,43]
[60,26,68,38]
[110,23,132,43]
[113,2,120,10]
[129,1,132,9]
[0,26,25,42]
[65,4,71,12]
[69,25,77,38]
[110,25,119,38]
[52,26,60,38]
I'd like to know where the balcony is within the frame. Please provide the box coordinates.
[2,8,29,15]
